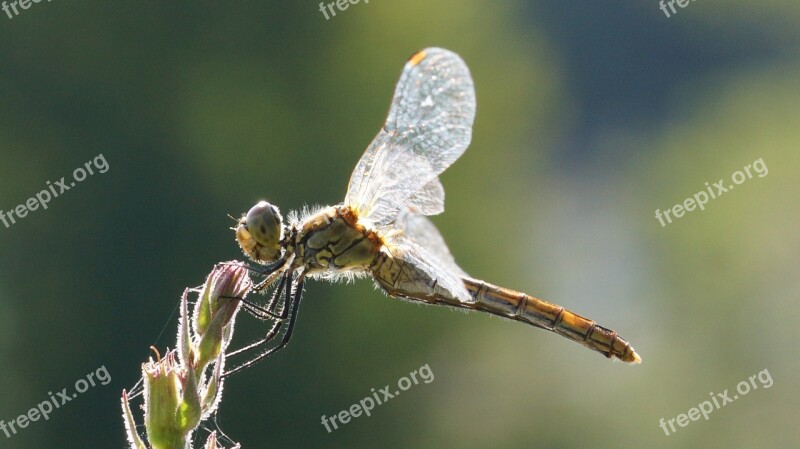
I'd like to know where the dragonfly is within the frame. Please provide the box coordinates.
[226,47,640,376]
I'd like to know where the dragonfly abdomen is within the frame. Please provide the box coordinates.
[371,249,465,306]
[463,278,641,364]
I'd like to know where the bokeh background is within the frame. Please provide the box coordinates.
[1,1,798,448]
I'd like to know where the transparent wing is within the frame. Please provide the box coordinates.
[383,236,472,303]
[345,48,476,227]
[406,177,444,216]
[394,210,467,278]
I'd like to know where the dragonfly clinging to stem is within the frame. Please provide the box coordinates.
[225,47,641,377]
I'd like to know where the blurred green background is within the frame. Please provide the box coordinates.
[0,1,798,448]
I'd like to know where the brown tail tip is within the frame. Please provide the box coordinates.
[612,337,641,364]
[607,332,641,364]
[626,348,642,364]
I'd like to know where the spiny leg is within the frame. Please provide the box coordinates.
[225,271,293,358]
[233,273,289,321]
[222,275,302,378]
[218,258,285,278]
[216,258,290,321]
[250,254,295,292]
[222,274,305,378]
[218,269,292,373]
[217,258,287,294]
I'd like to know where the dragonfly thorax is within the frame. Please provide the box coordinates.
[294,206,382,274]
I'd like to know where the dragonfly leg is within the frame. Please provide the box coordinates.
[218,258,285,277]
[218,258,288,293]
[251,255,295,292]
[219,272,289,321]
[224,271,293,358]
[222,274,305,378]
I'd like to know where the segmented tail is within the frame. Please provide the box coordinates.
[462,278,641,364]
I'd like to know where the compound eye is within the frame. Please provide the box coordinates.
[245,201,283,254]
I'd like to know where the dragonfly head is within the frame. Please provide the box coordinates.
[235,200,284,263]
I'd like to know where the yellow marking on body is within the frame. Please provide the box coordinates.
[408,50,428,66]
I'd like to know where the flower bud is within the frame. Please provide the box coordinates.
[193,262,251,370]
[143,349,194,449]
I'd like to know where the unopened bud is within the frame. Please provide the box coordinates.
[143,349,186,449]
[193,262,251,369]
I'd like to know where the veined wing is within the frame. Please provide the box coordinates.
[345,48,476,227]
[395,210,466,278]
[375,209,471,303]
[406,177,445,216]
[379,235,472,304]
